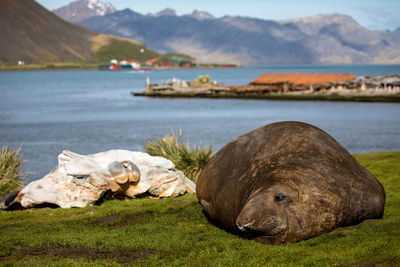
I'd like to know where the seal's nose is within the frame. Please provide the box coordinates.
[236,222,244,230]
[236,220,253,231]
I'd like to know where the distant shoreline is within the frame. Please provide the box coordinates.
[1,63,399,72]
[133,91,400,103]
[134,72,400,103]
[0,64,243,72]
[0,63,99,72]
[0,62,241,72]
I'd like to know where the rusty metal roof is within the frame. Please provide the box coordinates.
[251,73,357,85]
[146,57,160,64]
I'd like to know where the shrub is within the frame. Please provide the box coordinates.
[144,130,214,182]
[0,147,24,195]
[192,75,211,87]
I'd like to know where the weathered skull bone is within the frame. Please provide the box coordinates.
[13,149,195,209]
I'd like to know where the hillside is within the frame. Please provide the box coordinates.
[0,0,157,65]
[92,35,159,62]
[77,9,400,64]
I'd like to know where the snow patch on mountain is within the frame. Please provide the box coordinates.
[87,0,116,16]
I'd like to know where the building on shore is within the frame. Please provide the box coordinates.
[99,59,142,70]
[120,60,141,69]
[136,73,400,99]
[146,55,195,68]
[249,73,357,92]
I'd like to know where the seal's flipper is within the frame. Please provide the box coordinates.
[200,199,215,218]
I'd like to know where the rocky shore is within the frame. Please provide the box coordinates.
[133,74,400,102]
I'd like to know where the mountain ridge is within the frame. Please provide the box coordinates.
[184,10,215,21]
[149,8,177,17]
[77,9,400,64]
[53,0,116,23]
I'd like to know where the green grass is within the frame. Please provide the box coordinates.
[0,147,24,195]
[95,39,159,62]
[161,52,195,60]
[0,152,399,266]
[144,131,214,182]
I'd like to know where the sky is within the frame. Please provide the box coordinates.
[36,0,400,30]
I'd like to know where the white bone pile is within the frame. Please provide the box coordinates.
[15,150,195,208]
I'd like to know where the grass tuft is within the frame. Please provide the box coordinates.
[144,130,214,182]
[0,147,24,195]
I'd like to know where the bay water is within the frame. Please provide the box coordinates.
[1,64,400,183]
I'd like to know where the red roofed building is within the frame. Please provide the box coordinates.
[146,57,159,66]
[146,55,194,68]
[251,73,356,85]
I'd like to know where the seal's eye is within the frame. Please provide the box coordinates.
[274,194,287,202]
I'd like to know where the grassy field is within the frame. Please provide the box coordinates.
[0,152,399,266]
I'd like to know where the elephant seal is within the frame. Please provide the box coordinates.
[196,121,385,244]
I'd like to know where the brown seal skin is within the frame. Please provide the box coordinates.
[196,121,385,244]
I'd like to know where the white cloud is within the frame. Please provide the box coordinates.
[358,5,400,30]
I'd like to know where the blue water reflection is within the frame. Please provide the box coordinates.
[0,65,399,182]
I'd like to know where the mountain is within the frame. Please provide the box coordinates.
[184,10,215,21]
[149,8,177,17]
[0,0,157,64]
[53,0,116,23]
[0,0,96,63]
[78,10,400,64]
[278,14,400,64]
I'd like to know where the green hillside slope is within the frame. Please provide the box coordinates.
[0,0,159,66]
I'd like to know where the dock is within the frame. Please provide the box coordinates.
[133,74,400,102]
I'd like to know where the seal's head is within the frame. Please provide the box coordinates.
[236,183,295,239]
[233,166,344,244]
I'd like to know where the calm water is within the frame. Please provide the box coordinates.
[1,64,400,183]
